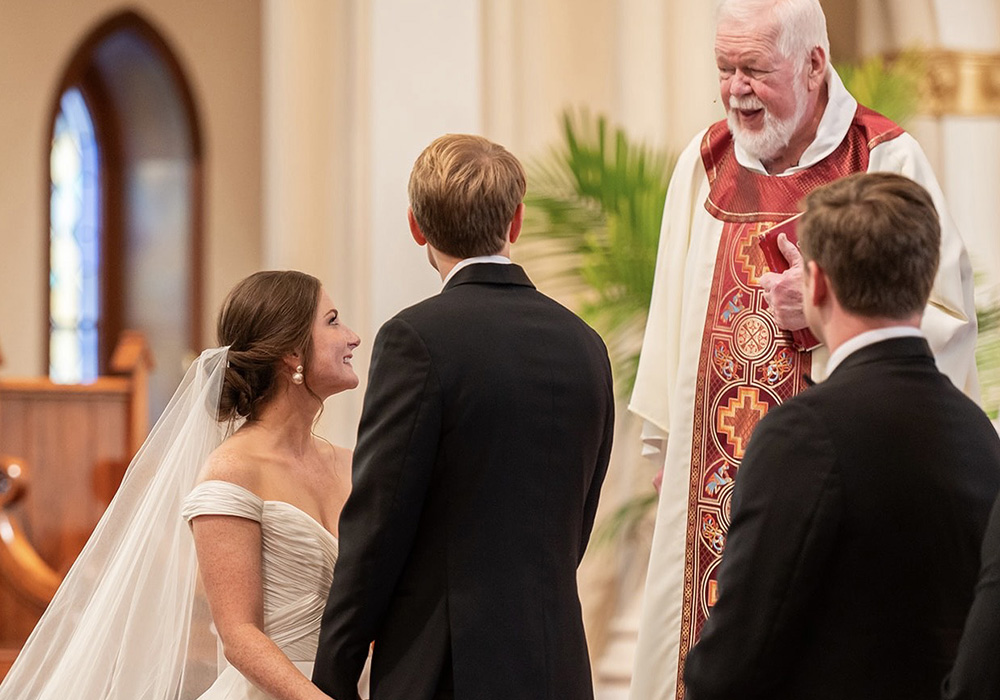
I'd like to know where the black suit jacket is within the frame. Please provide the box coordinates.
[313,263,614,700]
[684,337,1000,700]
[943,490,1000,700]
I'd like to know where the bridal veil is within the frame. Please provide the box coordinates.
[0,346,235,699]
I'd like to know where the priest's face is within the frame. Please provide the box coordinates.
[715,17,811,164]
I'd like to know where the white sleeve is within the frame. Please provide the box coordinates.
[629,130,710,456]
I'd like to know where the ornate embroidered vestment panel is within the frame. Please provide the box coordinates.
[674,107,903,696]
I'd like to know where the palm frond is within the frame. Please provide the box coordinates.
[836,52,922,126]
[977,287,1000,420]
[522,110,675,397]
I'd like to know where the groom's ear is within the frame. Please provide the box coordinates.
[408,208,427,246]
[507,202,524,245]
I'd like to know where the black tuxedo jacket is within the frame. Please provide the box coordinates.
[313,263,614,700]
[943,489,1000,700]
[684,337,1000,700]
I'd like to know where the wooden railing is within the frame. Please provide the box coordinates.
[0,457,60,679]
[0,332,153,681]
[0,458,60,602]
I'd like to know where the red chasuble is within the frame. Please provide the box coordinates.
[676,106,903,688]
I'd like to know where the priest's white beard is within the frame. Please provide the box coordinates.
[727,80,808,164]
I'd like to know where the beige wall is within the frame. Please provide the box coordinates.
[2,0,999,695]
[0,0,261,377]
[483,0,718,161]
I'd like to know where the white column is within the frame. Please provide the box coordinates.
[369,0,484,325]
[662,0,720,152]
[262,0,370,446]
[262,0,341,273]
[930,0,1000,288]
[263,0,486,444]
[615,0,669,149]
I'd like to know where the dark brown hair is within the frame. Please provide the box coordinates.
[407,134,526,258]
[798,172,940,318]
[216,270,321,422]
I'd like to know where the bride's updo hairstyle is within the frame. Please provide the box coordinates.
[216,270,321,422]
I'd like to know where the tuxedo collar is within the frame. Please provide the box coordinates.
[442,262,535,291]
[825,326,924,376]
[827,336,935,380]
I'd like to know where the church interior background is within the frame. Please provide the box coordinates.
[0,1,998,696]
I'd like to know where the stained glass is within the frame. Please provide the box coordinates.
[49,88,99,383]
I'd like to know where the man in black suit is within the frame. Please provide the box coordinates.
[683,172,1000,700]
[943,490,1000,700]
[313,134,614,700]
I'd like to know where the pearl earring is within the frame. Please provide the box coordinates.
[291,365,304,385]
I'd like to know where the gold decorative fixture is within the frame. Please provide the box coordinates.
[914,50,1000,117]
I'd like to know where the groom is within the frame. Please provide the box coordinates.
[313,134,614,700]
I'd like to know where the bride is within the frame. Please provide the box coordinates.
[0,270,361,700]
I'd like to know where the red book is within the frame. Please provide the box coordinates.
[757,213,822,352]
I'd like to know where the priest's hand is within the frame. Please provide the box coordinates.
[760,233,807,331]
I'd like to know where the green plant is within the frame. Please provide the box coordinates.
[521,111,675,397]
[835,52,922,125]
[977,292,1000,420]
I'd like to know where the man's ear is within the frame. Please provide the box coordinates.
[807,45,827,91]
[507,203,524,245]
[408,207,427,246]
[806,260,828,306]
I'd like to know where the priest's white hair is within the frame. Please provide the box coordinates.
[716,0,830,66]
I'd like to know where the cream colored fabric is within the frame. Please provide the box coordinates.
[627,68,979,700]
[183,480,339,698]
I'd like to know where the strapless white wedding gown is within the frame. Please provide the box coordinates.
[182,480,339,700]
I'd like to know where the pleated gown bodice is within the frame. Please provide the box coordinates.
[182,479,338,697]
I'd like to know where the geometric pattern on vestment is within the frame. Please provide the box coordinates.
[674,106,904,698]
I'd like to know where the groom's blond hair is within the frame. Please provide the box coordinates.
[408,134,526,258]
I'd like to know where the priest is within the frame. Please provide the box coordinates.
[628,1,978,699]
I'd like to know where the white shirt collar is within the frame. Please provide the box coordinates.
[442,255,512,288]
[825,326,925,376]
[733,66,858,176]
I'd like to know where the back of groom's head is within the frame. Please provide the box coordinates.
[799,172,941,319]
[408,134,526,259]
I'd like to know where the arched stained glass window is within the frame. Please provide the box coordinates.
[49,87,100,383]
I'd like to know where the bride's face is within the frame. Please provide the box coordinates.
[306,288,361,397]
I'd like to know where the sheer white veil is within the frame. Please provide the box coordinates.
[0,346,237,699]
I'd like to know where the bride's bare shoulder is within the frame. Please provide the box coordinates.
[197,430,265,493]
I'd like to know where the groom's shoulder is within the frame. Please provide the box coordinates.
[374,291,609,375]
[368,297,445,349]
[390,293,450,326]
[393,283,595,330]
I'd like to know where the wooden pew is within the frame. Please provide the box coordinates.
[0,332,153,680]
[0,456,60,680]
